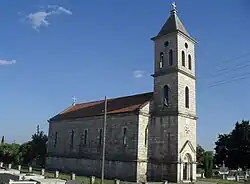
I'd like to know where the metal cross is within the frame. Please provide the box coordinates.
[172,2,176,10]
[72,96,76,105]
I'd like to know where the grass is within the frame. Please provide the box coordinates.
[198,178,243,184]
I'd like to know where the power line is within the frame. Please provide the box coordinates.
[201,52,250,79]
[206,60,250,79]
[210,52,250,70]
[206,72,250,88]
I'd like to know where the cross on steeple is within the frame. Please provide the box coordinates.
[172,2,176,10]
[72,96,76,106]
[171,2,177,15]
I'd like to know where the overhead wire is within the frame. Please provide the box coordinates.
[198,52,250,90]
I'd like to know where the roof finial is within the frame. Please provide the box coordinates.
[171,2,177,14]
[72,96,76,106]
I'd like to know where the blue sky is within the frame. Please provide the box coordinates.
[0,0,249,150]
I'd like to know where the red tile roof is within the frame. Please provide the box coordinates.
[49,92,153,122]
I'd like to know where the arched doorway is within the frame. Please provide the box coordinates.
[183,153,192,181]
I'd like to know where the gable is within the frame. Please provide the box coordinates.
[179,140,196,154]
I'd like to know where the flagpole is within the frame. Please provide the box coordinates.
[101,96,107,184]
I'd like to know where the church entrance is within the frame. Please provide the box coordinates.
[182,153,192,181]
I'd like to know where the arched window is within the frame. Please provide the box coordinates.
[188,55,192,70]
[99,129,103,146]
[54,132,58,148]
[145,126,148,147]
[123,127,127,145]
[164,85,169,106]
[182,51,185,67]
[70,130,74,149]
[159,52,164,68]
[84,129,88,145]
[185,87,189,108]
[169,49,173,66]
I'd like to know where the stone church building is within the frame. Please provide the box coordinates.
[46,4,197,183]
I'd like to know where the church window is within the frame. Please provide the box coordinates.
[159,52,164,68]
[185,87,190,108]
[182,51,185,66]
[169,49,173,66]
[163,85,169,106]
[54,132,58,148]
[123,127,127,145]
[164,41,169,47]
[185,43,188,49]
[99,129,103,146]
[167,133,171,154]
[145,126,148,147]
[84,129,88,145]
[70,130,74,149]
[188,54,192,70]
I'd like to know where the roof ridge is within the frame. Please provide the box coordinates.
[75,91,153,106]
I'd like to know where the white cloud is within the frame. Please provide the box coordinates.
[0,60,16,66]
[27,5,72,31]
[133,70,145,78]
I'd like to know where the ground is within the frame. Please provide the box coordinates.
[197,178,243,184]
[19,166,115,184]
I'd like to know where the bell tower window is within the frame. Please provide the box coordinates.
[188,54,192,70]
[164,85,169,106]
[185,86,189,108]
[160,52,164,68]
[182,51,185,67]
[169,50,173,66]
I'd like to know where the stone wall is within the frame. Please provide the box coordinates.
[47,112,139,161]
[176,32,196,76]
[147,116,178,182]
[46,157,138,181]
[137,103,150,182]
[47,112,142,181]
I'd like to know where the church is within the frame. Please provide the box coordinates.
[46,4,197,183]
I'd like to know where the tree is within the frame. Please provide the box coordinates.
[214,133,230,166]
[19,141,34,165]
[0,129,48,167]
[31,131,48,167]
[214,120,250,169]
[0,143,20,164]
[204,151,213,178]
[19,130,48,167]
[197,144,205,168]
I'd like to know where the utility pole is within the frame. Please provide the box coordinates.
[36,125,40,134]
[1,136,4,144]
[101,96,107,184]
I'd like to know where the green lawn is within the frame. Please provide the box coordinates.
[198,178,243,184]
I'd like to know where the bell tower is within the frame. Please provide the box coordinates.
[148,3,197,183]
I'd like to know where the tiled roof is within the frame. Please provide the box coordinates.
[49,92,153,122]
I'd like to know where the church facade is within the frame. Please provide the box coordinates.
[46,5,197,183]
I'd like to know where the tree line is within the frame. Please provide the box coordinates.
[214,120,250,170]
[1,128,213,177]
[0,130,48,167]
[0,120,248,175]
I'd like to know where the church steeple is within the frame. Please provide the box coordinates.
[149,3,197,182]
[152,2,191,40]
